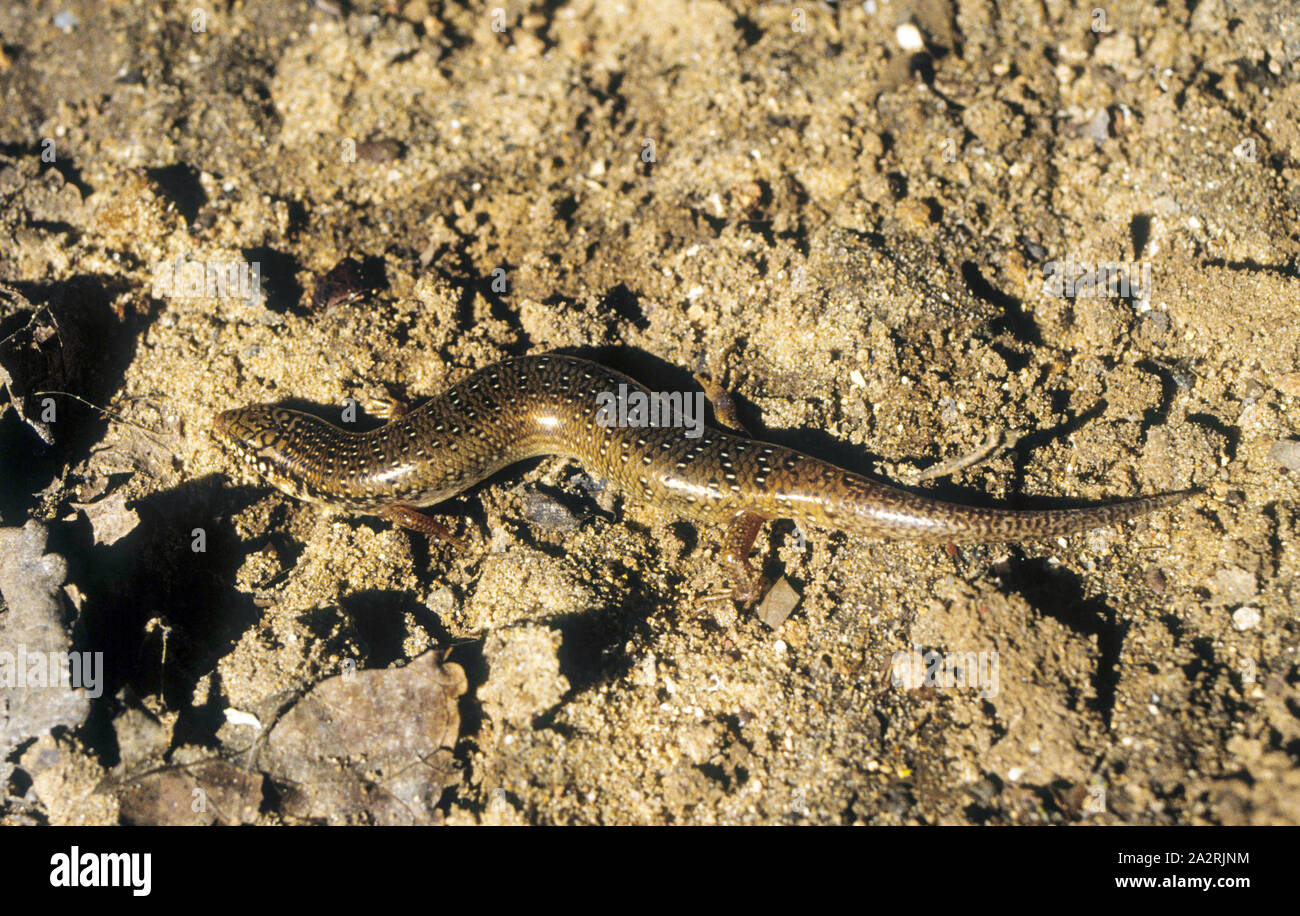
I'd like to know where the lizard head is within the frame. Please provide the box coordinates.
[213,404,318,502]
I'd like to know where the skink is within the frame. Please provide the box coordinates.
[214,354,1192,601]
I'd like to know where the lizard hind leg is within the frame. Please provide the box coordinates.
[707,509,770,608]
[379,504,467,550]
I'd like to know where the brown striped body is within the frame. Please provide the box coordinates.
[214,354,1192,570]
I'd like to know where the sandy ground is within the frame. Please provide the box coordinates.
[0,0,1297,824]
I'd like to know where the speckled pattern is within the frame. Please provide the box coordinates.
[214,353,1193,548]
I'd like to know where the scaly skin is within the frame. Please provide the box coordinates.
[214,354,1193,598]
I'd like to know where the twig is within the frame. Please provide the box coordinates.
[915,429,1017,481]
[31,390,173,449]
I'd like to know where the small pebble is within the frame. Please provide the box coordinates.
[1084,108,1111,142]
[1210,565,1256,606]
[311,257,367,311]
[895,22,924,51]
[521,486,582,532]
[356,138,404,163]
[756,577,800,629]
[1141,310,1170,335]
[1268,439,1300,472]
[1232,606,1261,631]
[1275,372,1300,398]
